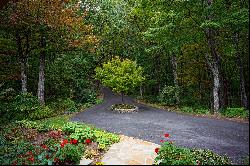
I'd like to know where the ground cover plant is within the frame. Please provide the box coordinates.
[154,134,231,165]
[0,115,120,165]
[137,97,249,121]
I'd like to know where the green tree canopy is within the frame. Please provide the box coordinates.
[95,56,145,102]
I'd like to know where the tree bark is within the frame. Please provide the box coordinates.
[205,0,222,113]
[233,32,248,110]
[205,52,221,113]
[171,54,180,105]
[38,34,46,105]
[140,85,143,98]
[16,31,27,93]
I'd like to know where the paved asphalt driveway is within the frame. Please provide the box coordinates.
[71,88,249,164]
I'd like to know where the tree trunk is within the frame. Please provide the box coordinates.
[20,60,27,93]
[16,31,27,93]
[140,85,143,98]
[205,53,221,113]
[212,66,220,113]
[38,34,46,105]
[205,0,222,113]
[171,54,180,105]
[233,32,248,110]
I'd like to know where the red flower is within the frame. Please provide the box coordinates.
[40,144,48,149]
[70,139,78,144]
[60,139,68,147]
[155,148,160,154]
[160,140,164,143]
[54,157,60,162]
[85,139,91,144]
[26,151,33,155]
[12,160,18,166]
[28,156,35,162]
[60,143,65,148]
[62,139,68,144]
[164,133,170,138]
[46,154,50,159]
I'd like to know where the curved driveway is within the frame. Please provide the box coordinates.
[71,87,249,164]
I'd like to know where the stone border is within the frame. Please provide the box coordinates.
[111,105,139,113]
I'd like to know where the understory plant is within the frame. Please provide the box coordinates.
[1,117,120,165]
[154,135,230,165]
[62,122,120,150]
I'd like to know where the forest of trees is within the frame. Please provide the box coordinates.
[0,0,249,119]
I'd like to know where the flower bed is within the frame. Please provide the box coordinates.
[111,104,138,113]
[0,116,120,165]
[154,133,231,165]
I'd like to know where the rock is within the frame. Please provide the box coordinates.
[79,157,93,165]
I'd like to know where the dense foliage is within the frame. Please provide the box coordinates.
[95,56,145,102]
[0,0,249,120]
[0,116,120,165]
[154,142,230,165]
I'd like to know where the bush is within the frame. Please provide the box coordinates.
[158,86,179,105]
[11,93,55,120]
[180,106,194,113]
[0,93,54,121]
[59,98,78,113]
[180,107,210,115]
[194,108,210,114]
[55,143,85,164]
[29,106,54,120]
[154,142,230,165]
[221,107,249,118]
[62,122,120,150]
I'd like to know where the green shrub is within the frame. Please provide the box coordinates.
[154,142,230,165]
[159,86,179,105]
[60,98,78,113]
[180,107,210,115]
[0,87,16,102]
[181,106,194,113]
[29,106,54,120]
[194,108,210,114]
[55,143,85,164]
[1,93,54,121]
[243,156,249,165]
[221,107,249,118]
[62,122,120,150]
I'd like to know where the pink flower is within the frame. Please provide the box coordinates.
[160,140,164,143]
[164,133,170,138]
